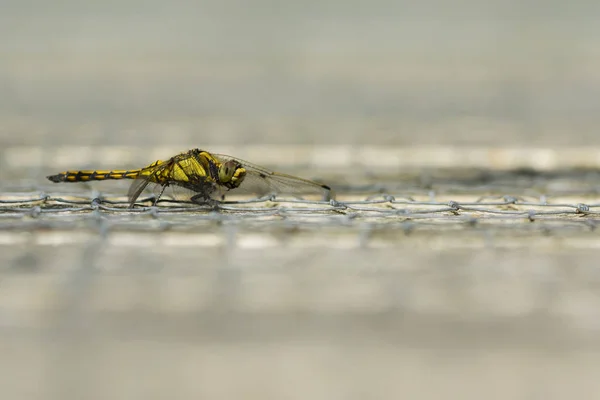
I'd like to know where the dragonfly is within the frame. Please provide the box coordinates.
[46,148,332,207]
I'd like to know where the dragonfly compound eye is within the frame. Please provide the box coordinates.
[218,162,234,183]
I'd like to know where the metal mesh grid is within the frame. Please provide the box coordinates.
[7,158,600,399]
[4,148,600,238]
[2,190,600,234]
[3,147,600,400]
[3,184,600,399]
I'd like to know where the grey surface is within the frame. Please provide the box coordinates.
[2,243,600,400]
[3,177,600,399]
[3,2,600,399]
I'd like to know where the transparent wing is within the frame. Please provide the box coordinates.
[127,177,154,207]
[212,154,331,200]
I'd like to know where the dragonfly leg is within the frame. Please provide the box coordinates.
[154,184,168,206]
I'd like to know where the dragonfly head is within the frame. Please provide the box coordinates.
[218,160,246,189]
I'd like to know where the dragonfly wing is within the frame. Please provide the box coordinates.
[246,171,331,199]
[127,177,157,207]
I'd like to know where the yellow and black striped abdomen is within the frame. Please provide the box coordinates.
[47,169,142,183]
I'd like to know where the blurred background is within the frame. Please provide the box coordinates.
[2,1,600,399]
[2,0,600,149]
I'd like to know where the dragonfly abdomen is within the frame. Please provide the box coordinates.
[47,170,141,183]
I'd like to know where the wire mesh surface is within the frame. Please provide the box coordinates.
[3,147,600,399]
[2,190,600,236]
